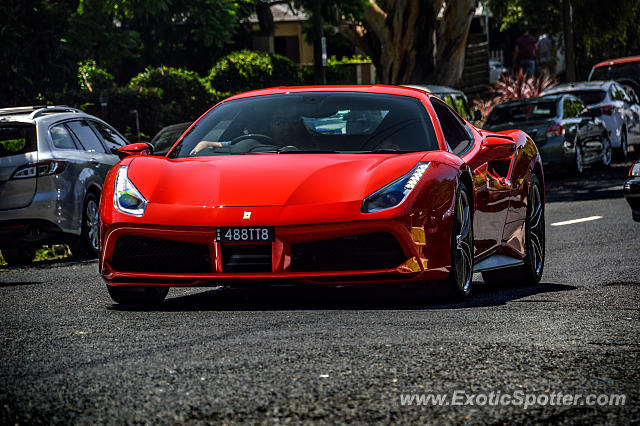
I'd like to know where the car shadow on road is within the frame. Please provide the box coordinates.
[109,281,576,312]
[545,153,638,203]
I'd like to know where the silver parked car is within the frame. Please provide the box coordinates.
[541,80,640,159]
[0,106,128,265]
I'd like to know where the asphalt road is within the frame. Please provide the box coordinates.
[1,160,638,424]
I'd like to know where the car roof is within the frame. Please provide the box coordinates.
[494,94,566,107]
[0,106,88,125]
[223,85,429,102]
[543,81,614,93]
[593,56,640,69]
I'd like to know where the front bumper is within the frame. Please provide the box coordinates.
[100,219,452,287]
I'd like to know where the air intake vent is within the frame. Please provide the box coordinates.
[112,235,211,273]
[290,232,406,272]
[221,244,272,272]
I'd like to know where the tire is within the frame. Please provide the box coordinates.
[482,174,545,286]
[616,128,628,161]
[106,285,169,305]
[573,143,584,176]
[1,247,36,266]
[600,135,613,167]
[444,181,474,299]
[69,193,100,259]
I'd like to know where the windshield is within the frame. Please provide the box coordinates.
[486,101,558,125]
[591,62,640,81]
[551,90,606,105]
[0,124,37,158]
[169,92,439,157]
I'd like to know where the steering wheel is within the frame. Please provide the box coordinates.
[230,133,274,145]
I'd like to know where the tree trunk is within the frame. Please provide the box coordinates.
[431,0,475,87]
[341,0,474,87]
[312,0,326,84]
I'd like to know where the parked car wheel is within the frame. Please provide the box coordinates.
[617,128,629,160]
[445,181,474,299]
[482,174,545,286]
[601,135,613,167]
[106,285,169,305]
[1,247,36,266]
[70,193,100,258]
[574,144,585,175]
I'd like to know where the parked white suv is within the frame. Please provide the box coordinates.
[541,80,640,159]
[0,106,129,265]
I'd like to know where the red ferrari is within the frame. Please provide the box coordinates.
[99,85,545,305]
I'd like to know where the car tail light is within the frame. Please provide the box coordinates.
[12,160,66,179]
[598,105,615,115]
[546,124,564,138]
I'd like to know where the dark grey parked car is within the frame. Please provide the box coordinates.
[484,95,611,174]
[0,106,129,265]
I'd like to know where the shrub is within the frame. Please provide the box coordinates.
[474,70,558,120]
[129,66,214,124]
[206,50,301,93]
[301,55,373,84]
[103,86,164,141]
[77,60,115,93]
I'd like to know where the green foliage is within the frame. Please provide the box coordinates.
[77,60,116,93]
[301,55,371,84]
[103,86,165,140]
[206,50,301,93]
[129,66,214,123]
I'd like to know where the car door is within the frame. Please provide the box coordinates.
[65,120,114,187]
[431,98,510,257]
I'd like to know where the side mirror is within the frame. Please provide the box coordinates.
[117,142,154,160]
[473,110,482,121]
[482,135,516,148]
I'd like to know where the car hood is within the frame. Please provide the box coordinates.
[128,153,430,209]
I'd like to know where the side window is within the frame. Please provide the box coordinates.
[66,120,106,153]
[91,121,128,152]
[50,124,78,150]
[563,99,576,118]
[431,98,473,156]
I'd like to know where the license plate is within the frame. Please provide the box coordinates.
[216,227,274,242]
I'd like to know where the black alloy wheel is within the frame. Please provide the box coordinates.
[446,181,474,299]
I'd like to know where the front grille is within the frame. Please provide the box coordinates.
[112,235,211,273]
[221,244,272,272]
[290,232,406,272]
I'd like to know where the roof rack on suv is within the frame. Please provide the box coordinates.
[0,106,47,117]
[0,106,83,119]
[29,106,83,119]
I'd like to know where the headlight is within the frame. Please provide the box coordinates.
[630,162,640,178]
[114,166,147,216]
[362,162,430,213]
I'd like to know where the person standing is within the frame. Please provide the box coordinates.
[513,29,537,75]
[537,33,556,76]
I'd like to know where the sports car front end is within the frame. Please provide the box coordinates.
[100,152,460,288]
